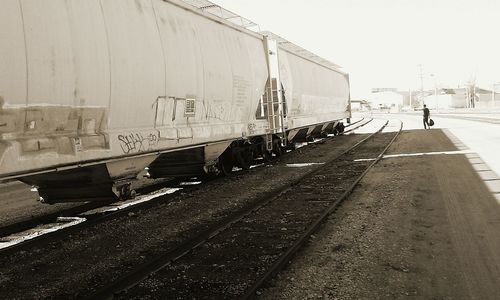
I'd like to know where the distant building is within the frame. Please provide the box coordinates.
[367,90,404,112]
[424,87,500,109]
[369,86,500,111]
[350,99,370,111]
[395,90,424,108]
[474,87,500,108]
[371,88,398,93]
[424,88,467,109]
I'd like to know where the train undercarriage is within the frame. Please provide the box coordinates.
[18,121,345,204]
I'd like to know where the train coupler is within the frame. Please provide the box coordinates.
[112,183,136,201]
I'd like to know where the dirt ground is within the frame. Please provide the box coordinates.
[260,129,500,300]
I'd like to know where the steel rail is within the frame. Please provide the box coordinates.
[343,118,372,134]
[86,119,392,299]
[346,117,366,127]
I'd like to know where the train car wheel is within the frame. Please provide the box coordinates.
[338,123,345,134]
[117,183,134,200]
[218,148,234,176]
[262,150,273,162]
[272,139,284,157]
[236,148,253,170]
[260,143,273,162]
[273,147,283,157]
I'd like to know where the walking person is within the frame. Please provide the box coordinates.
[423,104,430,129]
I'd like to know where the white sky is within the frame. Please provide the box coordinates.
[209,0,500,98]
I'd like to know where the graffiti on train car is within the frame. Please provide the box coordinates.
[203,102,232,122]
[118,132,159,154]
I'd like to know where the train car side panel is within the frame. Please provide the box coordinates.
[152,0,205,129]
[0,1,27,177]
[278,49,350,129]
[0,0,27,106]
[152,0,268,142]
[0,0,112,176]
[22,0,76,106]
[101,0,165,130]
[64,0,111,107]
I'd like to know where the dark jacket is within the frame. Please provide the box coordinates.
[423,107,430,118]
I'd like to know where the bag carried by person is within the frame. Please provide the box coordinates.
[429,119,434,126]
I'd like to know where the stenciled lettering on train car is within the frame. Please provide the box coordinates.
[247,122,256,135]
[118,132,159,154]
[232,75,250,104]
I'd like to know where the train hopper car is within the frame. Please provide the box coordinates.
[0,0,350,203]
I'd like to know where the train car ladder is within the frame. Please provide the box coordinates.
[263,36,287,151]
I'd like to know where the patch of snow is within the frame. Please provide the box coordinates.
[81,187,182,215]
[383,150,474,159]
[0,217,86,249]
[179,181,202,186]
[286,163,325,168]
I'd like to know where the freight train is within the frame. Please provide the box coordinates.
[0,0,351,203]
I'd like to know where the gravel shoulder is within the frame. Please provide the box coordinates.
[260,129,500,300]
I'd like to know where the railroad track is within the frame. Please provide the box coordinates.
[344,117,371,133]
[87,119,402,299]
[0,118,370,253]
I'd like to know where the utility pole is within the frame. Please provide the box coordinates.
[491,83,499,108]
[418,64,425,107]
[409,89,412,108]
[492,83,495,107]
[472,85,476,108]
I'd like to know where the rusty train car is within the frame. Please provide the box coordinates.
[0,0,351,203]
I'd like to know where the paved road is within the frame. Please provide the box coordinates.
[367,111,500,202]
[384,129,500,299]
